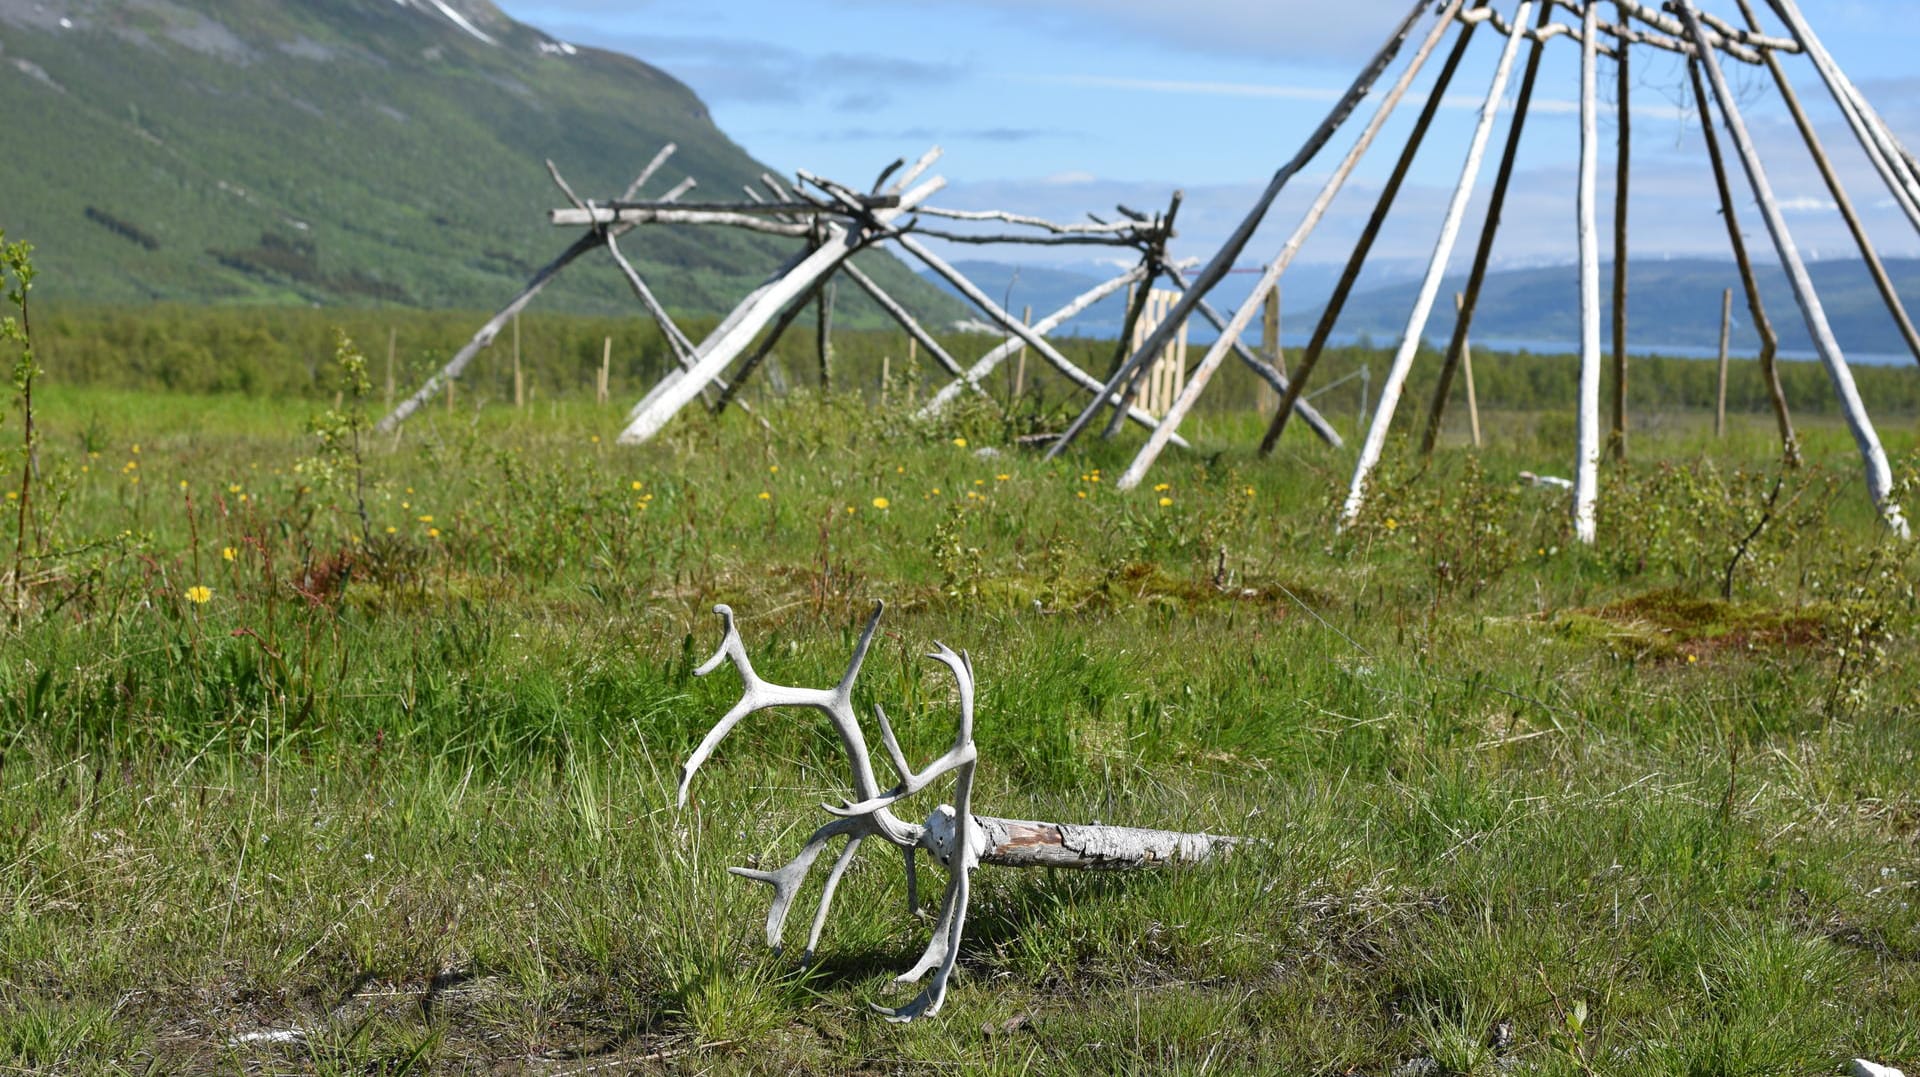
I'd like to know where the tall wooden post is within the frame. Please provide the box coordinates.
[907,337,918,406]
[816,280,835,390]
[1573,0,1603,544]
[1728,287,1743,439]
[385,326,396,410]
[598,337,611,404]
[1013,305,1030,401]
[1259,288,1281,418]
[881,352,891,406]
[1457,293,1481,449]
[513,313,525,409]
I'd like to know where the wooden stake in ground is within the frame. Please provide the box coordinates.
[678,603,1243,1024]
[598,337,611,405]
[1013,305,1030,401]
[1715,287,1732,437]
[385,327,396,411]
[816,279,835,391]
[513,313,524,409]
[1259,289,1281,418]
[1458,293,1481,448]
[1679,1,1905,536]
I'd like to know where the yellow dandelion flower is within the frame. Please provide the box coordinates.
[228,484,241,494]
[1244,486,1255,497]
[3,491,14,501]
[846,505,855,514]
[1153,483,1170,492]
[401,501,411,509]
[80,466,89,473]
[995,474,1010,481]
[184,585,212,604]
[131,444,140,454]
[385,526,397,534]
[179,480,188,490]
[428,527,441,538]
[1158,497,1172,507]
[590,435,600,443]
[129,476,140,485]
[952,437,967,447]
[930,487,940,495]
[758,491,771,501]
[896,466,906,474]
[418,515,433,523]
[872,497,890,510]
[631,481,643,491]
[1076,490,1087,500]
[769,464,779,473]
[1384,518,1398,531]
[974,479,985,486]
[222,547,236,562]
[1687,653,1698,664]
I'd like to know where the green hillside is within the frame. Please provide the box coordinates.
[0,0,958,323]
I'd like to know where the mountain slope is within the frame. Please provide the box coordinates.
[0,0,957,322]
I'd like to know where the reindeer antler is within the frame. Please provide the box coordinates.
[678,603,982,1018]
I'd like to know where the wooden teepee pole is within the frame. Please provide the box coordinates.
[1419,0,1553,458]
[1736,0,1920,368]
[1609,0,1632,463]
[1574,0,1604,545]
[1260,1,1485,457]
[1340,0,1535,531]
[1686,55,1797,466]
[1112,0,1464,489]
[1679,1,1905,536]
[1047,0,1436,463]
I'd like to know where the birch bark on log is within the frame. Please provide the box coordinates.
[1419,0,1554,459]
[1686,56,1798,467]
[1678,2,1906,536]
[1340,1,1534,531]
[619,177,944,444]
[1048,0,1433,462]
[1574,0,1605,545]
[1111,0,1463,491]
[974,817,1243,869]
[1261,5,1484,455]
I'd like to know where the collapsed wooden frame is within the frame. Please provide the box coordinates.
[376,144,1339,454]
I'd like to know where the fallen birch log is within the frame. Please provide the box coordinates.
[678,603,1242,1022]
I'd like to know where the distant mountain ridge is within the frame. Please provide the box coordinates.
[0,0,957,321]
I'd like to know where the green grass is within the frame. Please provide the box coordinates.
[3,377,1919,1074]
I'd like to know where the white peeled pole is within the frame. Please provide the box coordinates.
[619,177,945,444]
[1573,0,1604,544]
[918,264,1147,417]
[1766,0,1920,237]
[1340,1,1534,530]
[1678,3,1907,537]
[1111,0,1461,492]
[895,236,1186,446]
[1160,263,1343,448]
[1777,0,1920,213]
[836,260,968,379]
[1045,0,1434,462]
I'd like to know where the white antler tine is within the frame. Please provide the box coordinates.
[872,702,914,785]
[836,600,886,696]
[677,696,756,807]
[693,604,749,679]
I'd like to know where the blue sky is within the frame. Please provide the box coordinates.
[496,0,1920,274]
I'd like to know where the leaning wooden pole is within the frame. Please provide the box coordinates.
[1161,264,1343,447]
[1418,0,1553,458]
[895,235,1184,443]
[917,265,1148,418]
[1260,4,1484,456]
[620,177,944,444]
[837,260,968,378]
[1609,0,1632,462]
[376,228,604,433]
[1340,1,1534,531]
[1687,55,1798,466]
[1679,2,1906,536]
[1574,0,1604,545]
[1737,0,1920,367]
[1110,0,1463,490]
[1046,0,1436,462]
[1765,0,1920,236]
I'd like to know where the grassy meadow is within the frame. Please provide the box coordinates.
[3,335,1920,1073]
